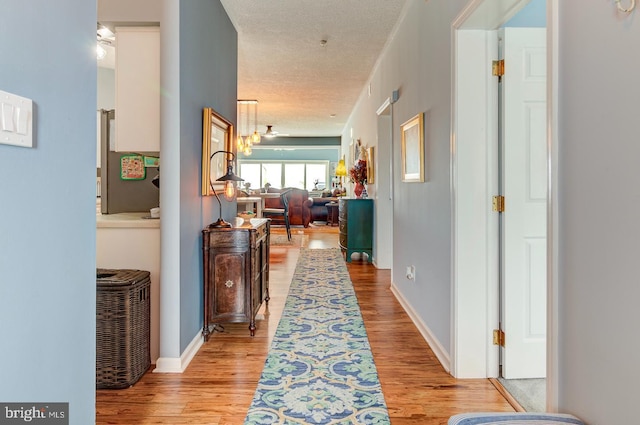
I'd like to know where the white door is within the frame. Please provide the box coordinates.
[501,27,547,379]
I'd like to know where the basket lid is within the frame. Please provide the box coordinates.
[97,269,149,287]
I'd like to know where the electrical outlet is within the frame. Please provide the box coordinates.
[406,265,415,281]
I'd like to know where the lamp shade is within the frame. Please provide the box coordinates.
[335,156,347,177]
[208,150,244,227]
[216,155,244,201]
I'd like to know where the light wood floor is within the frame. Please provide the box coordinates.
[96,224,514,424]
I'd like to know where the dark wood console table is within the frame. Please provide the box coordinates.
[202,218,270,340]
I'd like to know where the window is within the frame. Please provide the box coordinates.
[239,163,261,190]
[284,164,304,188]
[238,160,329,191]
[305,163,327,191]
[262,163,282,188]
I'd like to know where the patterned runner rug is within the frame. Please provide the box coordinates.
[245,248,390,424]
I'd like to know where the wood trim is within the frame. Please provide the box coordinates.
[391,282,451,372]
[153,331,203,373]
[489,378,526,412]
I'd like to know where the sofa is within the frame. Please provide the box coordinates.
[310,195,338,223]
[263,187,313,227]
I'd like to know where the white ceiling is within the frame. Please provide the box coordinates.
[220,0,409,138]
[98,1,409,138]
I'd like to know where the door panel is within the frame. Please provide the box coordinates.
[501,27,547,379]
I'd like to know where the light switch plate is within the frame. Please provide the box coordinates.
[0,89,33,148]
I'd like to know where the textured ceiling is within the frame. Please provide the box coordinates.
[220,0,408,138]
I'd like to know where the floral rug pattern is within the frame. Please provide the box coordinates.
[245,248,390,424]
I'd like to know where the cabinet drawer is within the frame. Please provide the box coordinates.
[207,230,249,249]
[255,223,266,242]
[339,232,347,248]
[338,207,347,222]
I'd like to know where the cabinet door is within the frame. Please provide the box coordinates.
[115,27,160,152]
[251,242,262,315]
[338,199,348,248]
[211,252,247,321]
[348,200,373,250]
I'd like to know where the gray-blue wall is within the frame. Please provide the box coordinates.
[241,148,339,162]
[237,136,340,162]
[0,1,97,423]
[557,2,640,424]
[237,137,341,161]
[345,0,463,353]
[344,0,638,423]
[179,0,238,351]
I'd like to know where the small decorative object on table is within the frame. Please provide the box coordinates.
[238,211,256,224]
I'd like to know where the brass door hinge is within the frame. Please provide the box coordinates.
[493,329,505,347]
[492,195,505,213]
[492,60,505,77]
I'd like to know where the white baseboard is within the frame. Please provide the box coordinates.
[390,282,451,373]
[153,331,203,373]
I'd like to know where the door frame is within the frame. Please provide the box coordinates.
[375,97,394,270]
[449,0,560,410]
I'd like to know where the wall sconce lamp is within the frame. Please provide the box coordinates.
[209,150,244,228]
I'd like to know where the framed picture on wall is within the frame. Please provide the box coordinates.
[366,147,375,184]
[351,139,362,166]
[400,113,425,182]
[201,107,234,196]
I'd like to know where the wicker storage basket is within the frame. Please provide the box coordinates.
[96,269,151,389]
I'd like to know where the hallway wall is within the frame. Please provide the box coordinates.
[346,0,640,423]
[344,0,467,361]
[0,1,97,422]
[556,2,640,423]
[178,0,238,351]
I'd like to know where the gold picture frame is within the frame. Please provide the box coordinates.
[366,147,375,184]
[400,113,425,182]
[202,107,234,196]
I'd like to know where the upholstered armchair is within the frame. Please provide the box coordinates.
[264,187,313,227]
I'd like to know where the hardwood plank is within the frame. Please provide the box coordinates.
[96,227,513,424]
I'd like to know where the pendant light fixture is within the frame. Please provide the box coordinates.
[237,100,260,156]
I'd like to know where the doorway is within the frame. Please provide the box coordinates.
[498,27,547,379]
[375,97,394,270]
[496,25,547,412]
[450,0,557,411]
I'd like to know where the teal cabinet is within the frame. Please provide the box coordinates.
[338,198,373,262]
